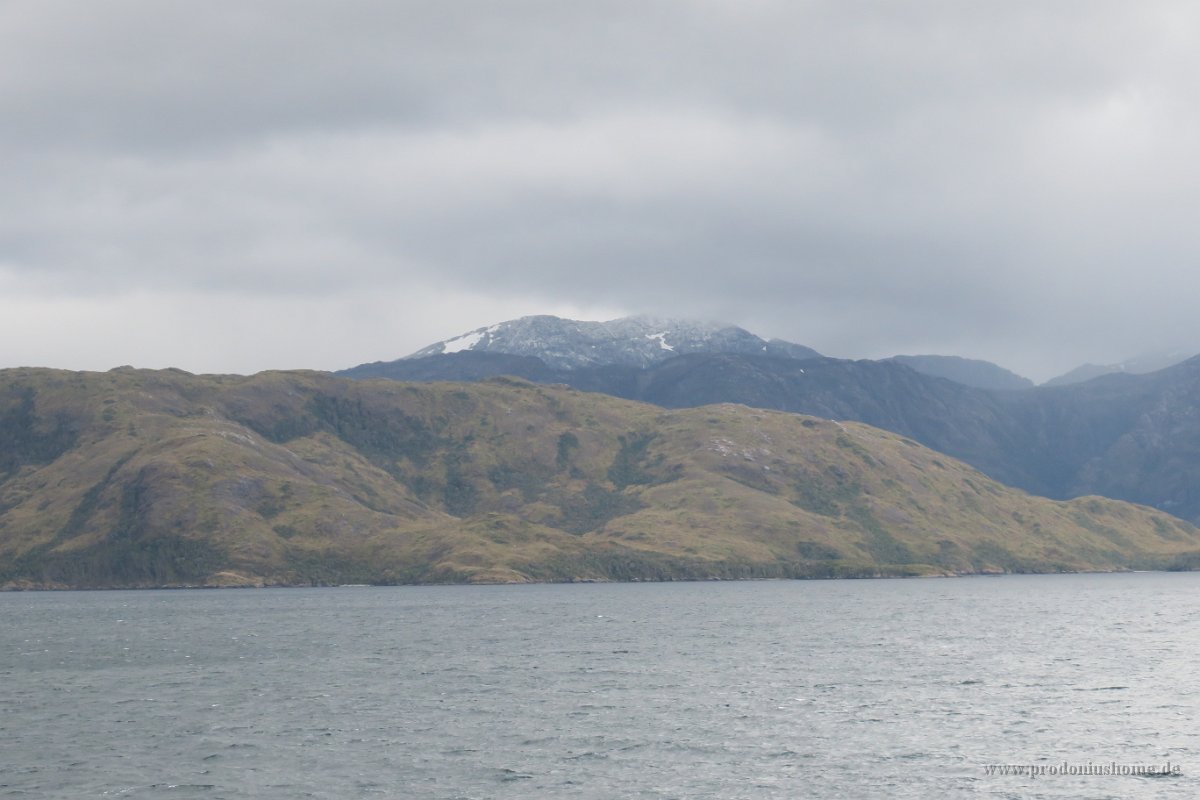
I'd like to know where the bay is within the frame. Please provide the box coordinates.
[1,573,1198,799]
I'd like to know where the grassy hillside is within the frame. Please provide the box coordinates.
[1,367,1198,589]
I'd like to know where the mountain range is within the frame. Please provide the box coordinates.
[389,315,1200,390]
[6,313,1200,589]
[343,315,1200,525]
[2,367,1197,589]
[348,315,1034,390]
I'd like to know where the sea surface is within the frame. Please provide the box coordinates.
[2,573,1198,799]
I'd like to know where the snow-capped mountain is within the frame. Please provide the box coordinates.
[406,315,821,370]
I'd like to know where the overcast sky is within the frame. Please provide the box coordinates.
[4,1,1200,382]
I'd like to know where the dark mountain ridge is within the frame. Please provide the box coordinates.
[887,354,1034,391]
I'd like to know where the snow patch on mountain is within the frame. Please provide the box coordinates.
[646,332,675,352]
[441,329,487,354]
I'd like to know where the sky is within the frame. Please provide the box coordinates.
[4,1,1200,383]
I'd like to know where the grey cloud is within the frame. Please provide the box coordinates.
[4,1,1171,149]
[3,1,1200,380]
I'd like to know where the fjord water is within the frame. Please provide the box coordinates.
[2,575,1197,799]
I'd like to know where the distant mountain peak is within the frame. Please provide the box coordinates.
[406,314,822,370]
[887,354,1034,391]
[1043,347,1200,387]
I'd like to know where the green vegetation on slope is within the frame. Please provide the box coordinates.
[0,367,1197,588]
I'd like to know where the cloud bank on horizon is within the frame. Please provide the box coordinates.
[3,0,1199,381]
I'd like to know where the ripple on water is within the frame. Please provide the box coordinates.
[1,574,1200,799]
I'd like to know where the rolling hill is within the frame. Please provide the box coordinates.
[1,367,1197,589]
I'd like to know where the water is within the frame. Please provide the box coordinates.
[1,573,1198,799]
